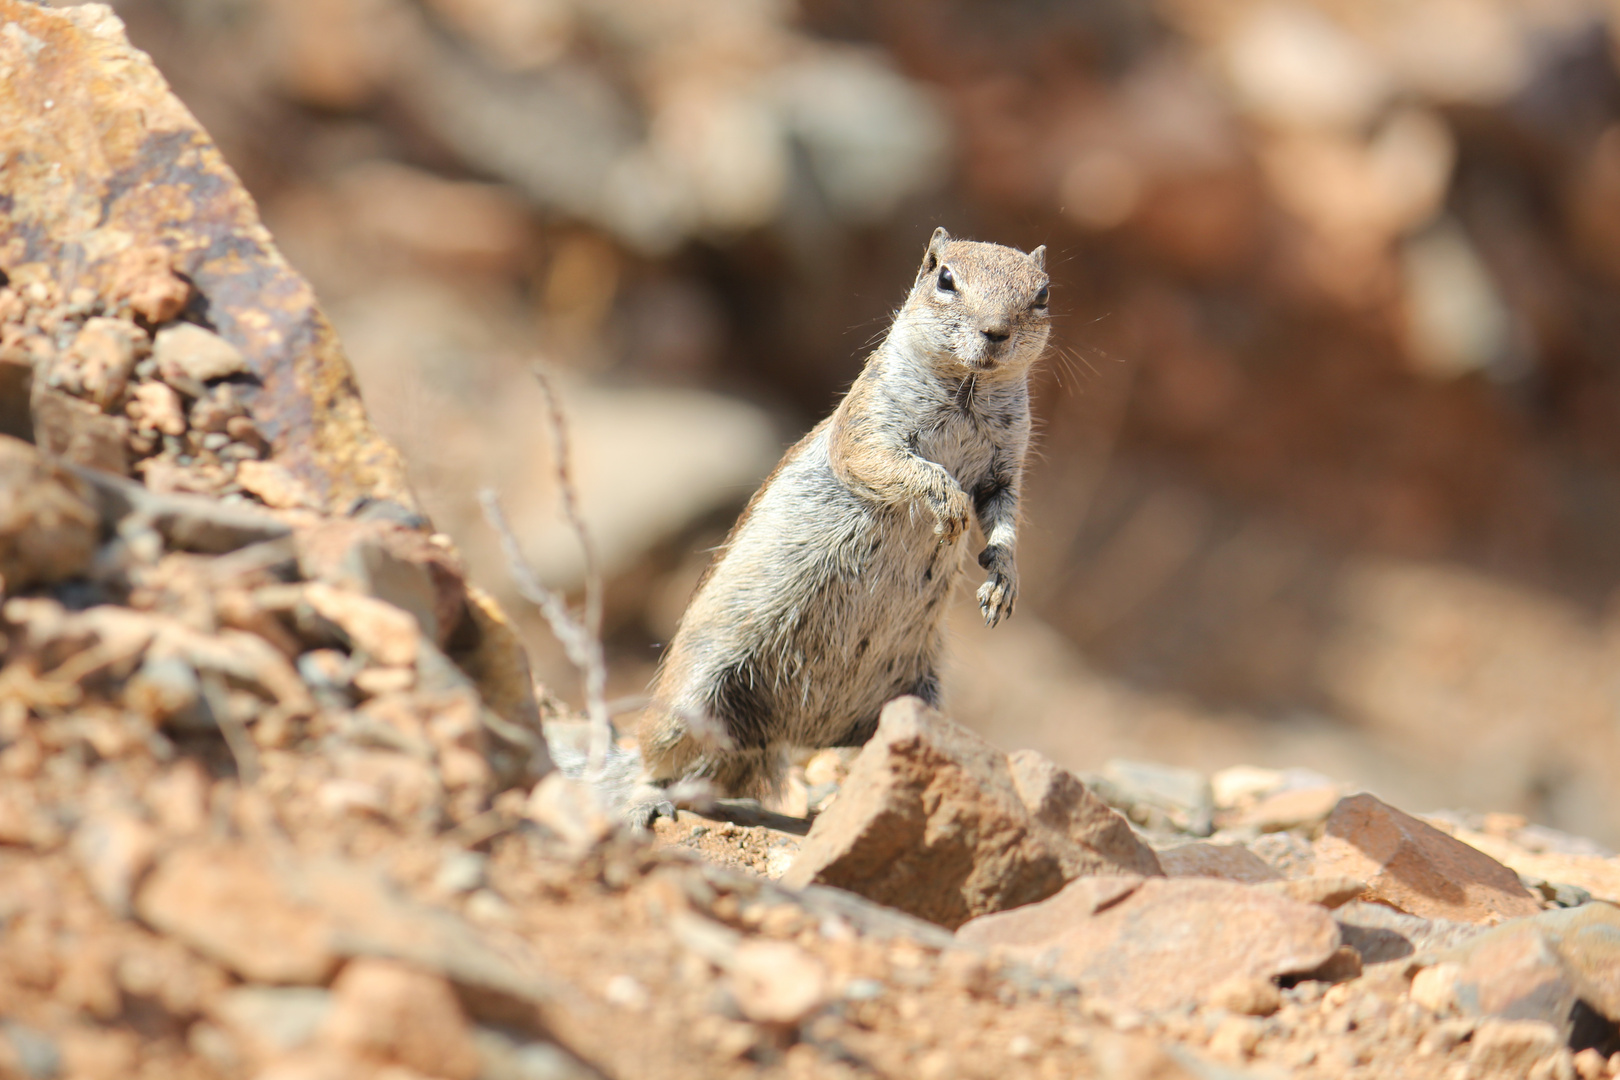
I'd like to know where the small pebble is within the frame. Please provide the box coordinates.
[434,850,488,895]
[842,978,884,1001]
[1572,1048,1606,1080]
[604,975,650,1011]
[1209,1015,1263,1059]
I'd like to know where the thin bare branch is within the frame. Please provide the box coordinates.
[479,488,611,778]
[530,369,604,647]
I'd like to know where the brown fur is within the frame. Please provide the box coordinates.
[636,228,1050,801]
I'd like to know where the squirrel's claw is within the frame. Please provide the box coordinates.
[977,571,1016,627]
[626,797,678,832]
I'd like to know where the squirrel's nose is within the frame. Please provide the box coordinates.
[981,325,1010,344]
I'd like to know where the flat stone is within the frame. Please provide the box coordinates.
[1157,842,1282,884]
[135,841,551,1018]
[957,876,1341,1013]
[1313,793,1541,924]
[781,698,1161,929]
[526,774,615,854]
[1210,765,1285,810]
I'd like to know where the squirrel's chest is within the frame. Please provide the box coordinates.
[914,406,1007,483]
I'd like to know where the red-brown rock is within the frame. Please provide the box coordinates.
[781,697,1161,929]
[0,0,412,513]
[957,875,1342,1013]
[1313,793,1541,924]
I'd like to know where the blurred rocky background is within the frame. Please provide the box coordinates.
[93,0,1620,843]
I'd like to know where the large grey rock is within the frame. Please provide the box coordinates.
[781,697,1161,929]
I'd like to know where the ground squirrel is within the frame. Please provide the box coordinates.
[637,228,1050,804]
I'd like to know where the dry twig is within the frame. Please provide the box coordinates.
[479,368,612,778]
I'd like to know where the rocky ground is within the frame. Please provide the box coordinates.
[5,4,1620,1080]
[80,0,1620,848]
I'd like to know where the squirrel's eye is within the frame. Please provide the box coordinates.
[1034,285,1050,307]
[937,266,956,292]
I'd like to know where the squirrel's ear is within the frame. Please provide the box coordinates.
[920,227,950,273]
[1029,244,1046,270]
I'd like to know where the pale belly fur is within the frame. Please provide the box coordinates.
[661,424,979,751]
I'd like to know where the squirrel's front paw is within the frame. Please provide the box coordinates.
[930,487,971,544]
[976,547,1017,626]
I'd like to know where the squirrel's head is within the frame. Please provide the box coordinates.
[897,227,1050,377]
